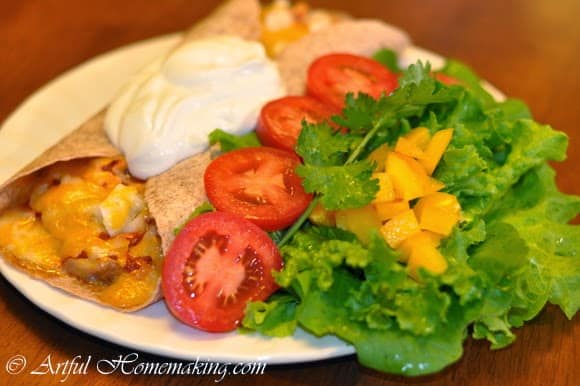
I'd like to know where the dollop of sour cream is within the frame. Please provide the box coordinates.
[105,36,285,179]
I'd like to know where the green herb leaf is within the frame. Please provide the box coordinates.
[208,128,260,152]
[297,160,378,210]
[295,122,352,166]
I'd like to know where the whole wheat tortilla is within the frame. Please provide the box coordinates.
[142,0,261,254]
[0,0,412,312]
[277,19,411,95]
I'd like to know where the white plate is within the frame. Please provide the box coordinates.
[0,34,503,364]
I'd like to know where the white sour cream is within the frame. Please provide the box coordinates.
[105,36,285,179]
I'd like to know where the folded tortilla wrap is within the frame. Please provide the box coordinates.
[0,0,411,311]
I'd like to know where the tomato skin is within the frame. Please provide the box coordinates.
[204,147,312,231]
[307,53,399,109]
[162,211,282,332]
[256,96,337,153]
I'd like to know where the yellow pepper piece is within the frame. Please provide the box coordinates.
[372,173,395,203]
[414,192,461,236]
[335,206,382,245]
[374,200,409,222]
[309,203,335,227]
[404,127,431,150]
[379,209,420,248]
[397,230,442,263]
[407,242,448,277]
[423,177,445,196]
[367,144,390,172]
[419,128,454,175]
[386,152,430,200]
[395,136,425,159]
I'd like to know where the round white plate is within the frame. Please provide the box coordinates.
[0,34,503,364]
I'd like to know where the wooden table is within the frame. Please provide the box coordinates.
[0,1,578,385]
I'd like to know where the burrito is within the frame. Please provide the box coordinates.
[0,0,411,311]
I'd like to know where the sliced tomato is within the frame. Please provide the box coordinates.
[256,96,337,153]
[307,53,399,109]
[204,147,312,231]
[162,211,282,332]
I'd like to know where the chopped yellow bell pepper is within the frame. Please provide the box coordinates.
[407,242,448,277]
[419,128,454,175]
[367,144,390,172]
[423,178,445,196]
[335,206,382,245]
[395,136,425,159]
[374,200,409,222]
[398,230,442,263]
[404,127,431,150]
[414,192,461,236]
[372,173,395,203]
[379,209,420,248]
[386,152,430,200]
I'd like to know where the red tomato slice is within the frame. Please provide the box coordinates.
[307,53,399,109]
[256,96,337,153]
[162,211,283,332]
[204,147,312,231]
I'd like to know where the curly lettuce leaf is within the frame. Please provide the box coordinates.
[244,58,579,376]
[372,48,402,72]
[246,229,486,375]
[435,93,568,219]
[242,294,298,337]
[492,165,580,318]
[439,59,496,107]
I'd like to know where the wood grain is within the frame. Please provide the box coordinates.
[0,1,578,385]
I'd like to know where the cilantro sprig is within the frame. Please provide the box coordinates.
[278,62,461,246]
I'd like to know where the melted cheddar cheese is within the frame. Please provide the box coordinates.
[0,157,162,310]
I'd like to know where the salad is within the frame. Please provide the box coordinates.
[161,49,579,375]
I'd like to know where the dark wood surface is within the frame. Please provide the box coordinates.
[0,1,578,385]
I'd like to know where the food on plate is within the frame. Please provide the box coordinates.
[0,157,162,310]
[0,0,410,309]
[240,51,578,376]
[0,0,260,311]
[260,0,349,56]
[0,0,578,378]
[203,147,312,231]
[307,53,399,109]
[256,96,337,152]
[276,18,409,95]
[162,211,283,332]
[105,35,284,179]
